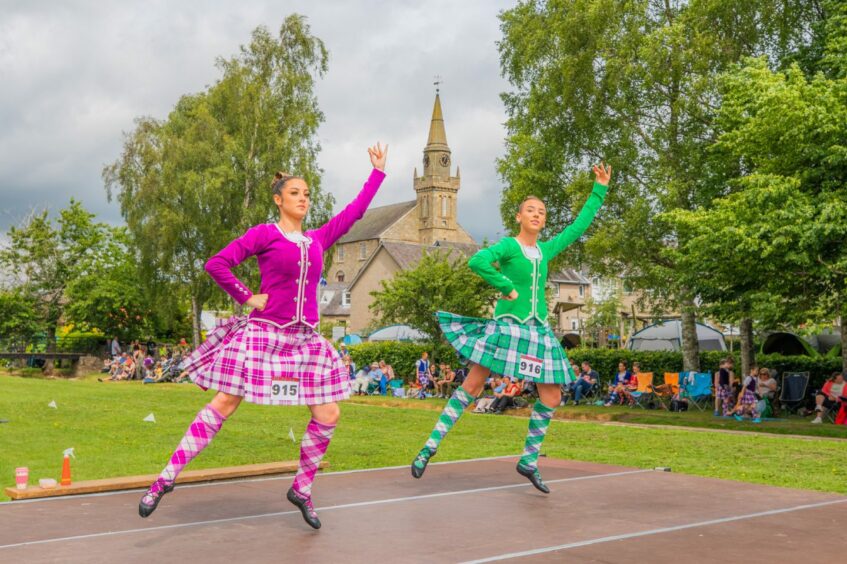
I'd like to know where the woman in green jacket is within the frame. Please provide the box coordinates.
[411,163,612,492]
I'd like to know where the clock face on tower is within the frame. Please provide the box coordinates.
[423,154,430,168]
[440,154,450,167]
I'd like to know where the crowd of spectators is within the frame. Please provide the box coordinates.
[100,337,193,384]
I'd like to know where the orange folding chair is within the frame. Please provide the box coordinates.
[628,372,655,408]
[654,372,680,410]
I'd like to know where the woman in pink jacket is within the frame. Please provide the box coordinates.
[138,144,388,529]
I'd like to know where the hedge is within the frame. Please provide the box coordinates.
[566,348,843,391]
[347,342,844,391]
[346,341,459,384]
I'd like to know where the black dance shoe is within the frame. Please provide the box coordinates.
[411,447,436,479]
[516,463,550,494]
[287,487,321,529]
[138,478,175,518]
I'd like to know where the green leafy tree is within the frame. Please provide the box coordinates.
[581,293,624,349]
[0,288,42,348]
[671,53,847,369]
[0,201,105,369]
[104,17,332,344]
[369,251,500,349]
[497,0,818,370]
[64,227,151,341]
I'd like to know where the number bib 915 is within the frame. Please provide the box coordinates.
[518,354,543,379]
[270,379,300,404]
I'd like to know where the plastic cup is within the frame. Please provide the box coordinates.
[15,467,28,490]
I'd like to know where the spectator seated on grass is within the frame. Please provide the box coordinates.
[434,364,456,398]
[488,377,522,414]
[342,355,356,382]
[352,365,371,395]
[474,376,508,413]
[142,356,155,379]
[728,369,761,423]
[367,362,384,395]
[565,361,598,406]
[667,372,694,412]
[604,361,632,406]
[811,371,846,424]
[754,366,778,418]
[376,360,394,395]
[101,352,134,381]
[445,367,466,397]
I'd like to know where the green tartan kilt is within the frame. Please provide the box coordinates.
[436,311,575,385]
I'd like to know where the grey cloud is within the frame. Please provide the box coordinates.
[0,0,514,242]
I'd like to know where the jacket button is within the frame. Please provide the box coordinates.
[294,297,298,302]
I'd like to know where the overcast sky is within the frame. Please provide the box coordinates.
[0,0,515,243]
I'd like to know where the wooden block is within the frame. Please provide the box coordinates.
[5,460,328,500]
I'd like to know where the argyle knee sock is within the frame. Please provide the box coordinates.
[518,400,555,470]
[149,404,225,496]
[420,386,474,456]
[292,419,336,499]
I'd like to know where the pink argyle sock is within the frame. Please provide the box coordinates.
[291,419,336,499]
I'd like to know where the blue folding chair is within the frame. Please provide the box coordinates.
[681,371,713,411]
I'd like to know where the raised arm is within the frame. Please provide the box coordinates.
[468,237,516,296]
[204,225,266,305]
[312,143,388,248]
[539,163,611,259]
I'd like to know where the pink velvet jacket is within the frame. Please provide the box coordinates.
[205,168,386,328]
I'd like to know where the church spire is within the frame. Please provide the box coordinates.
[415,89,461,245]
[426,93,449,151]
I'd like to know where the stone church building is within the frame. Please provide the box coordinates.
[320,94,479,333]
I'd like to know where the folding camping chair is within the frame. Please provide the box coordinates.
[629,372,655,408]
[653,372,680,410]
[681,372,713,411]
[779,372,810,414]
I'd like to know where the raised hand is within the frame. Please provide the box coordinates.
[245,293,268,311]
[368,142,388,171]
[592,162,612,186]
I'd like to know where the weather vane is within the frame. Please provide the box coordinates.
[433,75,443,94]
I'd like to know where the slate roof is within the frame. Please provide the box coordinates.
[549,268,590,285]
[336,200,417,244]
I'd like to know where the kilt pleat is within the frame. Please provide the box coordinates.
[436,311,575,385]
[182,316,350,406]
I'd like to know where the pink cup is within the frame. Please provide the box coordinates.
[15,467,28,490]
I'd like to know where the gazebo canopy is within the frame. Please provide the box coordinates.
[625,320,726,352]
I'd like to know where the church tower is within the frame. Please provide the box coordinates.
[414,93,461,245]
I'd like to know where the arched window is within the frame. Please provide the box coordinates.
[336,271,345,282]
[422,196,429,218]
[441,195,448,217]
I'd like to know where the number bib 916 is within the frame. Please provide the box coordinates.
[518,354,543,379]
[270,379,300,404]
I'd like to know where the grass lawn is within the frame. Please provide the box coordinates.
[348,395,847,439]
[1,374,846,502]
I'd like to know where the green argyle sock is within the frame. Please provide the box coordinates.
[518,400,556,470]
[414,387,474,467]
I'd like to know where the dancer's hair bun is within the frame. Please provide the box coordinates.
[271,171,302,195]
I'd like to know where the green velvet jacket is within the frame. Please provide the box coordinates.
[468,181,608,324]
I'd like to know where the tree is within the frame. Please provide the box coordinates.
[497,0,818,370]
[0,201,105,370]
[369,251,500,349]
[580,293,624,348]
[64,227,151,341]
[104,17,332,345]
[0,288,42,349]
[671,53,847,369]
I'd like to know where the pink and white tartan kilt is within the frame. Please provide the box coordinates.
[182,316,350,406]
